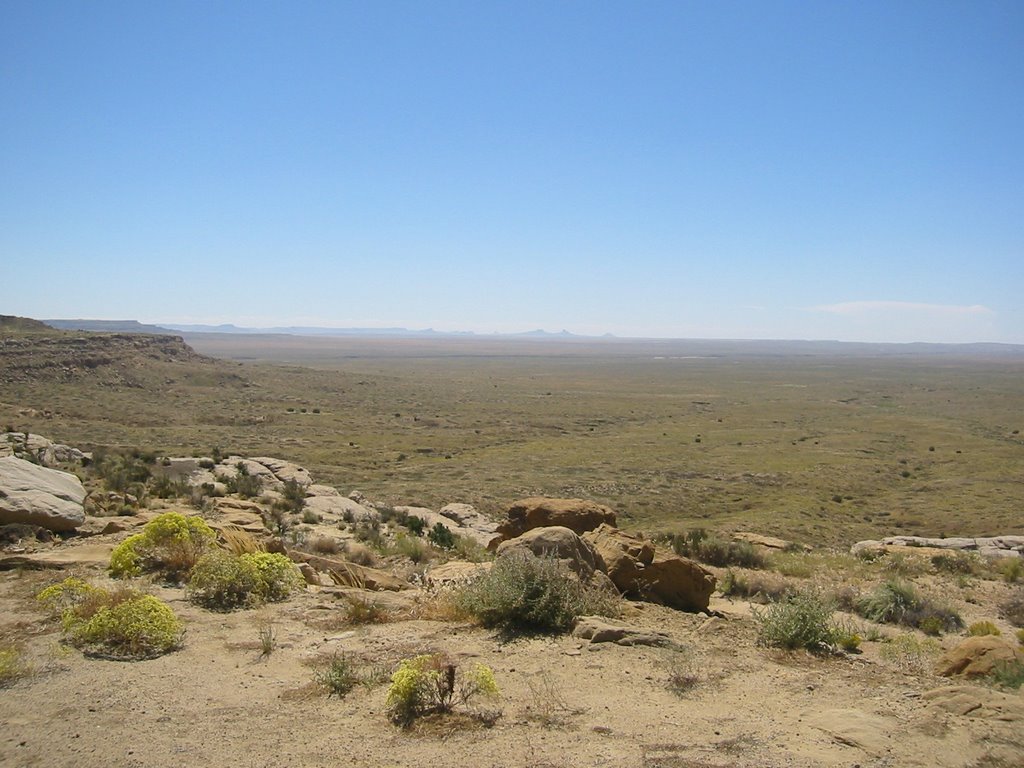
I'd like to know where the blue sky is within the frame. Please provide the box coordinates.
[2,1,1022,343]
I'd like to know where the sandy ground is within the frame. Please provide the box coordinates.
[1,549,1022,768]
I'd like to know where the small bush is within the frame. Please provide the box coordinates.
[669,530,766,569]
[223,464,263,498]
[343,542,378,567]
[0,643,30,686]
[880,633,941,673]
[1015,628,1024,645]
[1000,558,1024,584]
[988,659,1024,690]
[454,552,619,634]
[315,653,360,698]
[931,553,978,576]
[832,619,863,653]
[38,578,183,659]
[1000,588,1024,628]
[345,596,390,625]
[385,653,498,725]
[968,620,1002,637]
[857,579,962,633]
[428,523,457,550]
[392,534,432,564]
[404,516,426,536]
[187,551,301,610]
[719,569,795,603]
[752,590,837,653]
[108,512,216,581]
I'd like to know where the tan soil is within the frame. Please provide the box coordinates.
[1,544,1022,768]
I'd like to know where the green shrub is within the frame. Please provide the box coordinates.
[186,551,260,610]
[315,653,360,698]
[404,515,426,536]
[223,463,263,498]
[989,659,1024,690]
[186,551,301,610]
[668,530,766,569]
[428,523,457,550]
[1001,589,1024,627]
[391,534,432,564]
[1015,628,1024,645]
[0,643,30,686]
[454,552,619,634]
[345,596,390,624]
[1001,558,1024,584]
[857,579,962,633]
[931,552,978,575]
[38,578,183,659]
[385,653,498,725]
[832,619,863,653]
[108,512,216,581]
[752,590,838,653]
[968,620,1001,636]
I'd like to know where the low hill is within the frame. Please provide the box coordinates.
[43,318,178,334]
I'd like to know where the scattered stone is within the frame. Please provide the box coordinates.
[851,535,1024,559]
[935,636,1024,678]
[0,456,86,531]
[572,616,676,648]
[493,497,617,546]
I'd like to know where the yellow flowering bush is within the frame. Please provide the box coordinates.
[187,551,302,610]
[385,653,499,725]
[108,512,216,580]
[37,577,183,660]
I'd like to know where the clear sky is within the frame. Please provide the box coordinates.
[2,1,1022,343]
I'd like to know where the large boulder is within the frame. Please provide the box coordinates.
[935,636,1024,678]
[583,523,654,593]
[0,456,86,532]
[493,497,617,546]
[305,494,377,523]
[248,456,313,487]
[496,526,605,580]
[640,553,716,612]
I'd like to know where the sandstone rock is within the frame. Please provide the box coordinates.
[494,497,617,545]
[572,616,675,647]
[583,523,654,594]
[496,526,605,580]
[307,484,340,497]
[305,495,377,523]
[247,456,313,487]
[396,504,498,548]
[0,541,115,570]
[640,553,716,612]
[935,636,1024,678]
[805,708,895,756]
[218,458,280,488]
[923,684,1024,722]
[851,535,1024,559]
[288,551,411,591]
[0,432,56,466]
[0,456,86,532]
[733,531,805,551]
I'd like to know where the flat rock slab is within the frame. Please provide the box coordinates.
[923,685,1024,722]
[572,616,677,648]
[0,541,115,570]
[805,708,896,756]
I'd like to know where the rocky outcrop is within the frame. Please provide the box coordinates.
[1,432,86,467]
[493,497,617,546]
[640,553,716,612]
[851,535,1024,559]
[923,684,1024,722]
[439,503,500,547]
[582,523,654,593]
[305,494,377,523]
[248,457,312,487]
[425,560,492,587]
[732,531,805,551]
[935,636,1024,678]
[496,526,605,580]
[0,456,86,532]
[288,551,411,591]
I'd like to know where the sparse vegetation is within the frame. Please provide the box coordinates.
[454,552,620,634]
[0,642,30,686]
[968,620,1001,637]
[752,589,838,653]
[385,653,498,726]
[988,659,1024,690]
[667,529,766,569]
[856,579,963,634]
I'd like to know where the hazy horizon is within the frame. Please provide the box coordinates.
[3,2,1022,344]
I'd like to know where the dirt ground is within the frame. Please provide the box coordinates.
[2,543,1022,768]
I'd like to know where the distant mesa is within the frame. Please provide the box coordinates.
[44,319,178,334]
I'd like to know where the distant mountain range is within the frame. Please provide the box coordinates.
[45,319,598,339]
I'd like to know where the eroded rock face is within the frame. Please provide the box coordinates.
[935,636,1024,678]
[572,616,675,648]
[640,553,716,613]
[0,456,86,532]
[493,497,617,546]
[496,526,605,580]
[583,523,654,594]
